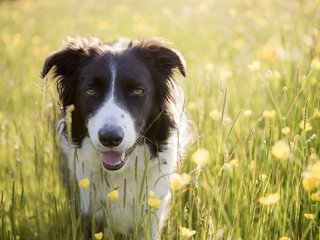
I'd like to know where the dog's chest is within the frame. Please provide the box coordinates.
[61,136,177,235]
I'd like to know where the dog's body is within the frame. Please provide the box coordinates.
[42,38,189,239]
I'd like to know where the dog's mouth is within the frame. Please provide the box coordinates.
[99,151,126,171]
[98,145,136,171]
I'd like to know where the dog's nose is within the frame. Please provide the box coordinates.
[98,125,124,147]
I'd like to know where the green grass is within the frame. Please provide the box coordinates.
[0,0,320,239]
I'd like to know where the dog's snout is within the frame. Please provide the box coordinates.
[98,125,124,147]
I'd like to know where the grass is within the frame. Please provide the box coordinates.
[0,0,320,239]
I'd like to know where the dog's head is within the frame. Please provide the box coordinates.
[42,37,186,171]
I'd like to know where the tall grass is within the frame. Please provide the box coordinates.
[0,0,319,239]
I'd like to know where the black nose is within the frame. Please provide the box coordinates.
[98,125,124,147]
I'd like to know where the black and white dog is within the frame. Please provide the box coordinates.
[42,37,190,239]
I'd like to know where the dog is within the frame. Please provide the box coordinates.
[41,37,190,239]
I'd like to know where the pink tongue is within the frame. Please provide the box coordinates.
[100,151,125,166]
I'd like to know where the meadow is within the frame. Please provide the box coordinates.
[0,0,320,239]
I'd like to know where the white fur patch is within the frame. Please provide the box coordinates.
[87,98,137,151]
[87,61,137,153]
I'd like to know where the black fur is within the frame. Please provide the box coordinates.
[42,37,186,156]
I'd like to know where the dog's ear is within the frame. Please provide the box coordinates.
[131,40,186,155]
[41,37,101,108]
[130,39,186,79]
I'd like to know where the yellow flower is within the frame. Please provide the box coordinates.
[261,45,277,61]
[192,148,210,167]
[209,109,221,121]
[266,70,281,81]
[258,192,280,205]
[31,35,40,45]
[147,191,161,209]
[271,140,290,161]
[279,237,291,240]
[310,192,320,201]
[187,102,197,110]
[316,41,320,54]
[248,61,261,71]
[170,173,191,191]
[259,173,267,182]
[304,213,316,219]
[263,110,276,118]
[314,108,320,118]
[179,226,197,238]
[299,121,312,131]
[281,127,290,135]
[311,57,320,71]
[302,176,317,192]
[243,109,252,116]
[79,178,90,188]
[228,8,237,17]
[94,232,103,240]
[310,76,317,85]
[311,162,320,179]
[229,158,239,167]
[233,38,246,51]
[219,69,233,80]
[107,189,119,201]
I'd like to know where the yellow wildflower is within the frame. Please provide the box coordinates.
[243,110,252,116]
[31,35,40,45]
[229,158,239,167]
[263,110,277,118]
[209,109,221,121]
[302,174,317,192]
[267,70,281,81]
[148,191,161,209]
[94,232,103,240]
[0,111,5,121]
[310,192,320,201]
[107,189,119,201]
[310,76,317,85]
[314,108,320,118]
[179,226,197,238]
[187,102,197,110]
[219,69,233,80]
[170,173,191,191]
[258,192,280,205]
[303,178,317,192]
[259,173,267,182]
[281,127,290,135]
[279,237,291,240]
[79,178,90,188]
[311,57,320,71]
[304,213,316,219]
[261,45,277,61]
[271,140,290,161]
[192,148,210,167]
[316,41,320,55]
[228,8,237,17]
[233,38,245,51]
[248,61,261,71]
[299,121,312,131]
[311,162,320,179]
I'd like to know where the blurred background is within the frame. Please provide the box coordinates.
[0,0,320,239]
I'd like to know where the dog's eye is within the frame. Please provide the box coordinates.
[84,88,96,96]
[132,88,145,96]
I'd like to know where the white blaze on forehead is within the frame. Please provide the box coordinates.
[87,59,137,151]
[109,59,117,98]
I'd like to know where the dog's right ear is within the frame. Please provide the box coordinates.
[41,37,101,107]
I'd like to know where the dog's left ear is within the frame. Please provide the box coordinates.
[131,39,186,79]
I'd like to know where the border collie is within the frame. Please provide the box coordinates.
[41,37,190,239]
